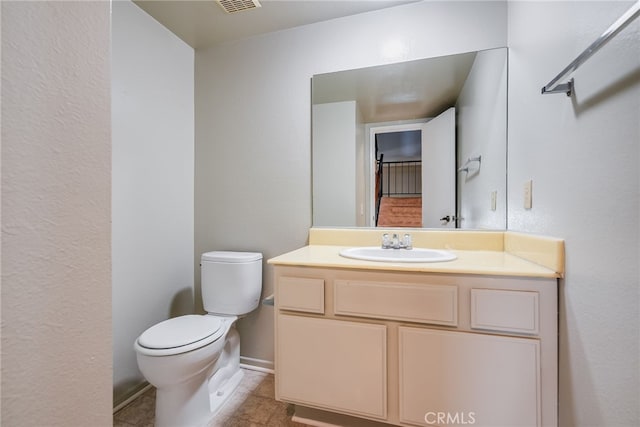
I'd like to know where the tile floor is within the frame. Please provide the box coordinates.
[113,369,309,427]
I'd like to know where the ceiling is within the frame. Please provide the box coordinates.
[312,51,478,123]
[134,0,479,152]
[134,0,418,49]
[312,51,480,161]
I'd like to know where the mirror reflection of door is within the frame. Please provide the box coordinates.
[372,109,455,229]
[421,107,456,228]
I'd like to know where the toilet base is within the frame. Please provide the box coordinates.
[208,325,243,416]
[154,321,244,427]
[209,368,244,415]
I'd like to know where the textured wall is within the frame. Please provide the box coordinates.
[111,0,195,406]
[195,0,507,366]
[313,101,358,226]
[507,1,639,425]
[1,1,112,425]
[457,48,508,229]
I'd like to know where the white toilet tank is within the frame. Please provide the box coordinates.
[201,251,262,315]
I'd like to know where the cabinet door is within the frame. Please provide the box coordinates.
[399,327,540,427]
[277,314,387,419]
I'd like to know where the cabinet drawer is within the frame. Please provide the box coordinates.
[277,276,325,314]
[334,280,457,326]
[471,289,539,335]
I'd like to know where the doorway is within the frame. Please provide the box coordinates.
[368,108,456,228]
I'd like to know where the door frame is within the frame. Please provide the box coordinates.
[367,121,427,227]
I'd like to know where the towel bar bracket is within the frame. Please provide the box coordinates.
[457,155,482,173]
[541,78,573,97]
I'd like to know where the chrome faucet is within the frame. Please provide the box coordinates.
[381,233,412,249]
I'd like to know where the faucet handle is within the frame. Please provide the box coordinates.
[381,233,390,248]
[403,234,413,249]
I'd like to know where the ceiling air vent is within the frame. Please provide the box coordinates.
[217,0,261,14]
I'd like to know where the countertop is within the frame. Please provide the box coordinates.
[268,244,562,278]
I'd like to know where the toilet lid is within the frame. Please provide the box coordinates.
[137,315,222,350]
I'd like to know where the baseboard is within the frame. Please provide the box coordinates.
[239,356,274,374]
[113,382,153,414]
[293,406,391,427]
[292,415,342,427]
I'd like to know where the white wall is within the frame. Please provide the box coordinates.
[1,1,112,425]
[195,0,507,367]
[457,48,508,229]
[507,1,639,425]
[356,106,366,226]
[112,0,194,405]
[313,101,357,226]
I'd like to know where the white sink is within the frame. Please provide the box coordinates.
[339,246,457,263]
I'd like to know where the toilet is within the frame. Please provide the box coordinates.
[134,251,262,427]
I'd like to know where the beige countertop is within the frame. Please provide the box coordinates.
[268,245,561,278]
[268,228,565,279]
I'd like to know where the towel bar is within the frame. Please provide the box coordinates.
[542,1,640,96]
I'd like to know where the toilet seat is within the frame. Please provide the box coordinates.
[135,315,225,356]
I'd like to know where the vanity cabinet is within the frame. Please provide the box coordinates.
[399,328,539,426]
[274,266,558,427]
[278,315,387,419]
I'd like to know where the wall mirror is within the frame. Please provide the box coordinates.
[312,47,507,230]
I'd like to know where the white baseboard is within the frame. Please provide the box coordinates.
[291,414,342,427]
[293,406,391,427]
[239,356,274,374]
[113,382,153,414]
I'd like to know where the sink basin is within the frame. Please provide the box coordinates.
[339,246,457,263]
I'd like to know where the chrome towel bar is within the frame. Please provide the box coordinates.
[542,1,640,96]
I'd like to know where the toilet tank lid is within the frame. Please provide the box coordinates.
[201,251,262,263]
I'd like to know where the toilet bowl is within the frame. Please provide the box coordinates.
[134,315,241,427]
[134,251,262,427]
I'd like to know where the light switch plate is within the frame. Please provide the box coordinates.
[524,180,533,209]
[490,191,497,211]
